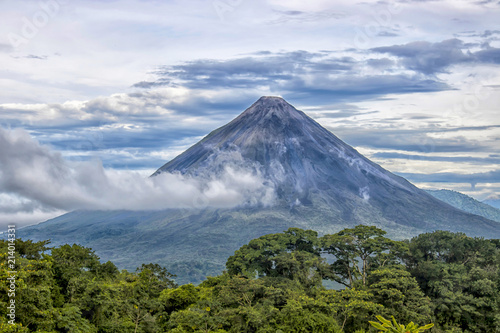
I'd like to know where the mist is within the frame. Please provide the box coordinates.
[0,127,276,229]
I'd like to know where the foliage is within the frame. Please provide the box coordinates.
[51,243,102,293]
[369,315,433,332]
[226,228,328,288]
[324,288,382,332]
[426,189,500,223]
[14,239,51,260]
[404,231,500,332]
[1,226,498,332]
[367,268,432,325]
[321,225,403,288]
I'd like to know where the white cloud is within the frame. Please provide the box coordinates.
[0,127,275,229]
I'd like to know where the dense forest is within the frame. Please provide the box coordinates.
[1,225,499,332]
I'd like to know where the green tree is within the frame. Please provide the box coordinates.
[0,321,30,332]
[369,315,434,332]
[118,264,177,333]
[226,228,327,288]
[275,295,341,333]
[323,288,382,332]
[367,267,432,325]
[160,284,200,314]
[14,239,51,260]
[51,244,101,294]
[70,276,126,331]
[136,263,177,297]
[405,231,500,332]
[213,275,317,332]
[0,239,58,331]
[321,225,402,288]
[53,304,97,333]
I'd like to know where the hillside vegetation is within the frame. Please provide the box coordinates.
[1,226,499,332]
[426,189,500,223]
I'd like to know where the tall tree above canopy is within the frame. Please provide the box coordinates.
[226,228,327,288]
[320,225,403,288]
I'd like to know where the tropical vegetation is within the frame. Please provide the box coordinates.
[1,225,499,332]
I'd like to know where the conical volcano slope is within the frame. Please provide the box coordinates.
[19,97,500,284]
[153,96,492,233]
[154,96,416,204]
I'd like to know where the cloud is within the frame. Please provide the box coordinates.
[133,51,335,89]
[0,210,67,229]
[310,110,379,119]
[372,38,500,74]
[332,126,499,153]
[11,55,48,60]
[372,39,469,74]
[0,88,275,171]
[268,9,346,24]
[133,51,451,102]
[0,127,276,226]
[0,87,260,130]
[372,152,500,164]
[377,31,399,37]
[0,43,13,53]
[397,169,500,186]
[481,30,500,37]
[474,47,500,64]
[366,58,395,68]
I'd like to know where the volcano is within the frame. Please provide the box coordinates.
[154,96,421,209]
[19,96,500,284]
[151,96,497,234]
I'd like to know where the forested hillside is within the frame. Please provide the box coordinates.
[426,189,500,223]
[1,226,499,332]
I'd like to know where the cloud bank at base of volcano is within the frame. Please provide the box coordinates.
[0,127,275,228]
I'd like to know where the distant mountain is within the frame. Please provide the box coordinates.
[483,198,500,210]
[19,97,500,284]
[426,189,500,223]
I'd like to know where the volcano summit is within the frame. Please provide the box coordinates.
[20,96,500,283]
[154,96,419,208]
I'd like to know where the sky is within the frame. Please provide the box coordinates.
[0,0,500,227]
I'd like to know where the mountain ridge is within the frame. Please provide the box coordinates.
[426,189,500,223]
[484,197,500,210]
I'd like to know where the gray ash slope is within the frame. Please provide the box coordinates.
[153,96,498,234]
[19,97,500,284]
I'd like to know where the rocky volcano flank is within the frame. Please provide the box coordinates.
[152,96,497,234]
[153,97,417,205]
[19,96,500,284]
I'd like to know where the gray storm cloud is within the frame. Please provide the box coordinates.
[0,127,276,224]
